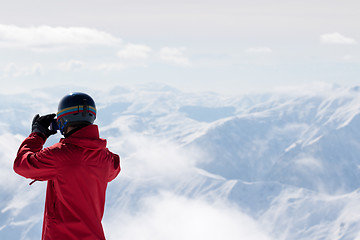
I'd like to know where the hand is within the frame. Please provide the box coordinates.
[31,113,57,139]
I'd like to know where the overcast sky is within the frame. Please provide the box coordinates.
[0,0,359,94]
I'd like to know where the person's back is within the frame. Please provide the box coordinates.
[13,92,120,240]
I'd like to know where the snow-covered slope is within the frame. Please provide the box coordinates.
[193,87,360,193]
[1,83,360,240]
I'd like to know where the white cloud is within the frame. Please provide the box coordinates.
[95,61,150,72]
[105,192,272,240]
[117,44,152,59]
[1,63,44,78]
[96,63,127,72]
[343,55,353,61]
[0,133,25,190]
[245,47,273,53]
[0,24,121,49]
[116,133,200,179]
[320,32,357,44]
[158,47,190,66]
[295,156,323,170]
[58,60,85,71]
[342,54,359,63]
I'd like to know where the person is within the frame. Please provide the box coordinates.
[13,92,121,240]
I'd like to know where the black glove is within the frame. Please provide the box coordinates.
[31,113,57,139]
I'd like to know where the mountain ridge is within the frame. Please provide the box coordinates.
[1,83,360,239]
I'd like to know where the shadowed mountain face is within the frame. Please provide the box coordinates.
[1,84,360,240]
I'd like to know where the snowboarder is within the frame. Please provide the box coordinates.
[14,92,120,240]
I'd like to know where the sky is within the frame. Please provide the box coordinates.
[0,0,359,95]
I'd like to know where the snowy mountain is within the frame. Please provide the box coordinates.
[1,83,360,240]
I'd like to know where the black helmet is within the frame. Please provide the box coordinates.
[57,92,97,135]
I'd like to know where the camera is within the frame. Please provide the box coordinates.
[50,119,59,131]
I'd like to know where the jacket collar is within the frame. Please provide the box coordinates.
[60,125,107,149]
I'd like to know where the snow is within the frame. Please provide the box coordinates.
[1,83,360,239]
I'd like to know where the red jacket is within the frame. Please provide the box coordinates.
[14,125,120,240]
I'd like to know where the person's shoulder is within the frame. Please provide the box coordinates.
[43,142,68,153]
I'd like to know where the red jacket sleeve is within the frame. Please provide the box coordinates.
[107,153,121,182]
[13,132,57,181]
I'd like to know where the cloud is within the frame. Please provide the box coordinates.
[114,132,200,180]
[245,47,273,53]
[1,63,44,78]
[343,55,353,61]
[0,24,121,49]
[320,32,357,44]
[0,133,24,191]
[96,63,127,72]
[101,116,273,239]
[158,47,190,66]
[117,44,152,59]
[295,156,323,170]
[105,192,273,240]
[342,54,359,63]
[58,60,85,71]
